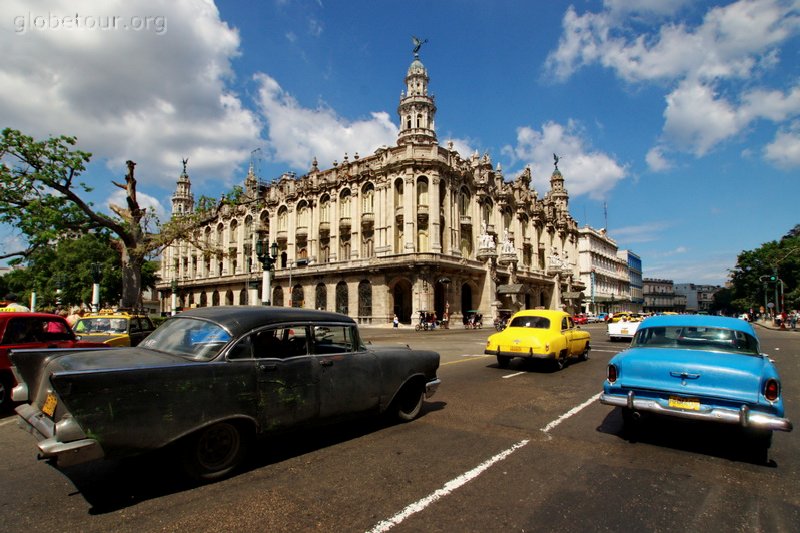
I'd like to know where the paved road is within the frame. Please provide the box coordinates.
[0,323,797,532]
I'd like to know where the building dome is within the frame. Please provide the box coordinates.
[408,58,426,75]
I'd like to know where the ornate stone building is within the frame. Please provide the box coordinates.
[158,50,585,324]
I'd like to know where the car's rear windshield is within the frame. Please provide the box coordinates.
[75,317,128,334]
[631,325,760,355]
[138,317,232,360]
[508,316,550,329]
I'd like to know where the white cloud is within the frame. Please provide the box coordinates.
[610,222,671,244]
[645,146,671,171]
[546,0,800,164]
[764,123,800,168]
[0,0,262,192]
[255,73,398,170]
[503,120,627,200]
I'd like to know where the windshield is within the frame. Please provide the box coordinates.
[631,325,760,355]
[138,317,232,360]
[508,316,550,329]
[75,317,128,334]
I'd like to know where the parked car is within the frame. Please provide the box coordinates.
[12,306,441,481]
[73,309,156,346]
[0,312,107,411]
[585,314,601,323]
[600,315,792,453]
[573,313,588,325]
[485,309,591,370]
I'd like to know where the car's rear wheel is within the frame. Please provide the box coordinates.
[393,384,424,422]
[578,344,590,361]
[497,355,511,368]
[181,421,248,481]
[0,373,12,412]
[553,352,567,371]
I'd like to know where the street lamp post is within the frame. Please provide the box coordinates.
[170,278,178,316]
[90,262,103,312]
[256,231,278,306]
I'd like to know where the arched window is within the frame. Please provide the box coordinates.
[225,290,234,305]
[273,286,284,307]
[319,195,330,223]
[336,281,349,315]
[361,183,374,213]
[339,189,351,219]
[291,285,304,308]
[417,177,428,205]
[315,283,327,311]
[358,280,372,318]
[459,188,471,217]
[277,206,288,231]
[212,290,220,306]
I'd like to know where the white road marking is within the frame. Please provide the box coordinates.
[366,392,600,532]
[367,439,530,533]
[502,371,526,379]
[0,417,18,427]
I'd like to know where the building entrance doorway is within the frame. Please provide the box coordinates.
[393,280,412,324]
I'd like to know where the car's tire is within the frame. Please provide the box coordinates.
[415,324,421,331]
[497,355,511,368]
[393,384,424,422]
[553,353,566,371]
[746,429,772,462]
[0,373,13,412]
[181,421,248,482]
[578,344,590,361]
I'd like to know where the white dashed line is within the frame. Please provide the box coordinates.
[502,371,526,379]
[367,393,600,532]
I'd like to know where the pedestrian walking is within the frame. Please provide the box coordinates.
[2,293,30,312]
[393,314,399,328]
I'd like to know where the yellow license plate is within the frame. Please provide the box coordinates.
[42,393,58,417]
[668,396,700,411]
[620,329,628,334]
[510,346,523,352]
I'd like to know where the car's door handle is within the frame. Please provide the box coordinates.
[319,359,334,367]
[670,371,700,380]
[258,363,277,372]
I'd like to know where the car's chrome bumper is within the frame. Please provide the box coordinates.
[600,391,793,432]
[15,404,104,467]
[485,349,554,360]
[425,378,441,399]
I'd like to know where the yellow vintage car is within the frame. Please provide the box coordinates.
[485,309,591,370]
[73,309,156,347]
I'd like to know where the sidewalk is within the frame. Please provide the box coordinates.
[752,319,798,332]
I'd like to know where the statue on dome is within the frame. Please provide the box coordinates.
[412,36,428,57]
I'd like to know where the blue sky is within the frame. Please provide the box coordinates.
[2,0,799,285]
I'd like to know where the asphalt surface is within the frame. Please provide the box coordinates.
[0,322,797,532]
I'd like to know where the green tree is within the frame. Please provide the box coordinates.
[724,227,800,314]
[0,128,208,308]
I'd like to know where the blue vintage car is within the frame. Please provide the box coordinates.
[600,315,792,451]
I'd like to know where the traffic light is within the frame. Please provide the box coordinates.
[769,275,778,282]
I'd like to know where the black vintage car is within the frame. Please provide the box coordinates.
[12,306,441,481]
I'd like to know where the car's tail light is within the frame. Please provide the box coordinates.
[764,379,780,401]
[607,364,618,383]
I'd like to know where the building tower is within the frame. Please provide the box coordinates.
[171,158,195,217]
[397,44,437,146]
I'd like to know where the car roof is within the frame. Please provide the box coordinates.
[512,309,569,319]
[641,314,755,335]
[173,306,356,337]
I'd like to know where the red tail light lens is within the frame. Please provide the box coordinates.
[764,379,780,401]
[607,364,618,383]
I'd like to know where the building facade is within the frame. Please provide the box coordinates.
[618,250,643,313]
[157,50,585,324]
[577,226,630,314]
[643,278,685,314]
[675,283,721,313]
